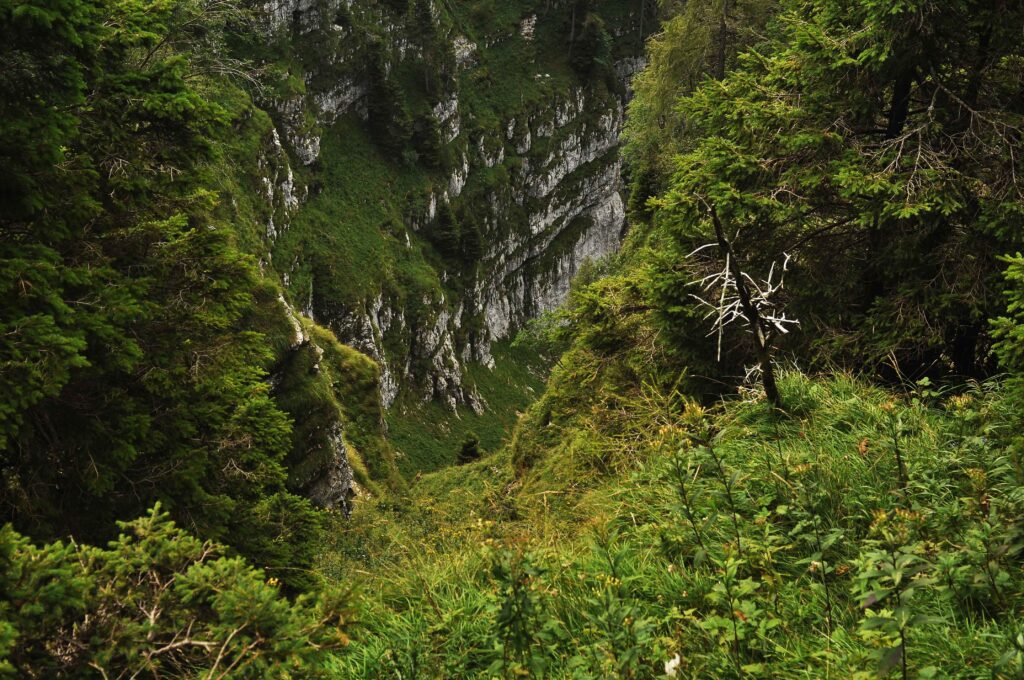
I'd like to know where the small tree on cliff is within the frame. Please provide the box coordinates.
[410,0,454,97]
[569,12,612,76]
[366,43,412,153]
[457,431,481,465]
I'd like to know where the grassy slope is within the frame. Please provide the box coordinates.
[386,341,548,476]
[271,115,440,312]
[287,5,1021,676]
[321,357,1024,677]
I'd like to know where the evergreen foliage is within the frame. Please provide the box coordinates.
[457,431,481,465]
[569,12,612,77]
[0,0,323,586]
[366,43,413,154]
[623,0,775,208]
[633,0,1024,386]
[0,505,350,677]
[410,0,455,97]
[6,0,1024,675]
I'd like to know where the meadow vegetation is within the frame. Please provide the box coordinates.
[326,367,1024,678]
[3,0,1024,676]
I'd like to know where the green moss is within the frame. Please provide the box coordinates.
[272,339,350,491]
[267,309,404,498]
[196,84,280,256]
[309,324,406,492]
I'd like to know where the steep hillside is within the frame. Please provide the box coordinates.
[324,369,1024,677]
[5,0,1024,677]
[0,0,654,561]
[252,0,653,472]
[314,0,1024,676]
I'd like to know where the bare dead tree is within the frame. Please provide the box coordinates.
[688,202,798,408]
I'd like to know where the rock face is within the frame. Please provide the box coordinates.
[321,82,636,411]
[303,421,356,514]
[259,130,303,241]
[267,296,359,514]
[257,0,648,415]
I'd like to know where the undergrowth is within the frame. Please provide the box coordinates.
[386,341,549,476]
[323,372,1024,678]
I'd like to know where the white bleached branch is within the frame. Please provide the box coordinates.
[688,248,799,362]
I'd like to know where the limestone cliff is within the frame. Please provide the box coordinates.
[246,0,649,501]
[255,1,646,412]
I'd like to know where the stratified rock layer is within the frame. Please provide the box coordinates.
[251,0,647,502]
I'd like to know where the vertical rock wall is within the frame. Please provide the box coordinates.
[256,0,648,412]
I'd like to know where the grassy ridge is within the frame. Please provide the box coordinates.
[321,369,1024,678]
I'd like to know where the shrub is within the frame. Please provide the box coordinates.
[0,506,351,678]
[457,431,481,465]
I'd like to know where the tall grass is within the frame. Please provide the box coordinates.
[324,372,1024,677]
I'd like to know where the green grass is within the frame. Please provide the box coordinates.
[321,370,1024,678]
[271,115,441,310]
[385,340,548,477]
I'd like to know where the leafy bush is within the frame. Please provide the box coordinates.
[458,432,482,465]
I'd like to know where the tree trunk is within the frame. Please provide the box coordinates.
[569,4,577,55]
[709,205,783,408]
[885,67,915,138]
[715,0,729,80]
[965,26,992,109]
[638,0,645,50]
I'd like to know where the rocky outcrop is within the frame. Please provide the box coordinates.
[331,294,404,408]
[269,296,359,514]
[317,82,630,411]
[259,129,303,241]
[478,188,626,342]
[257,0,647,412]
[303,421,356,514]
